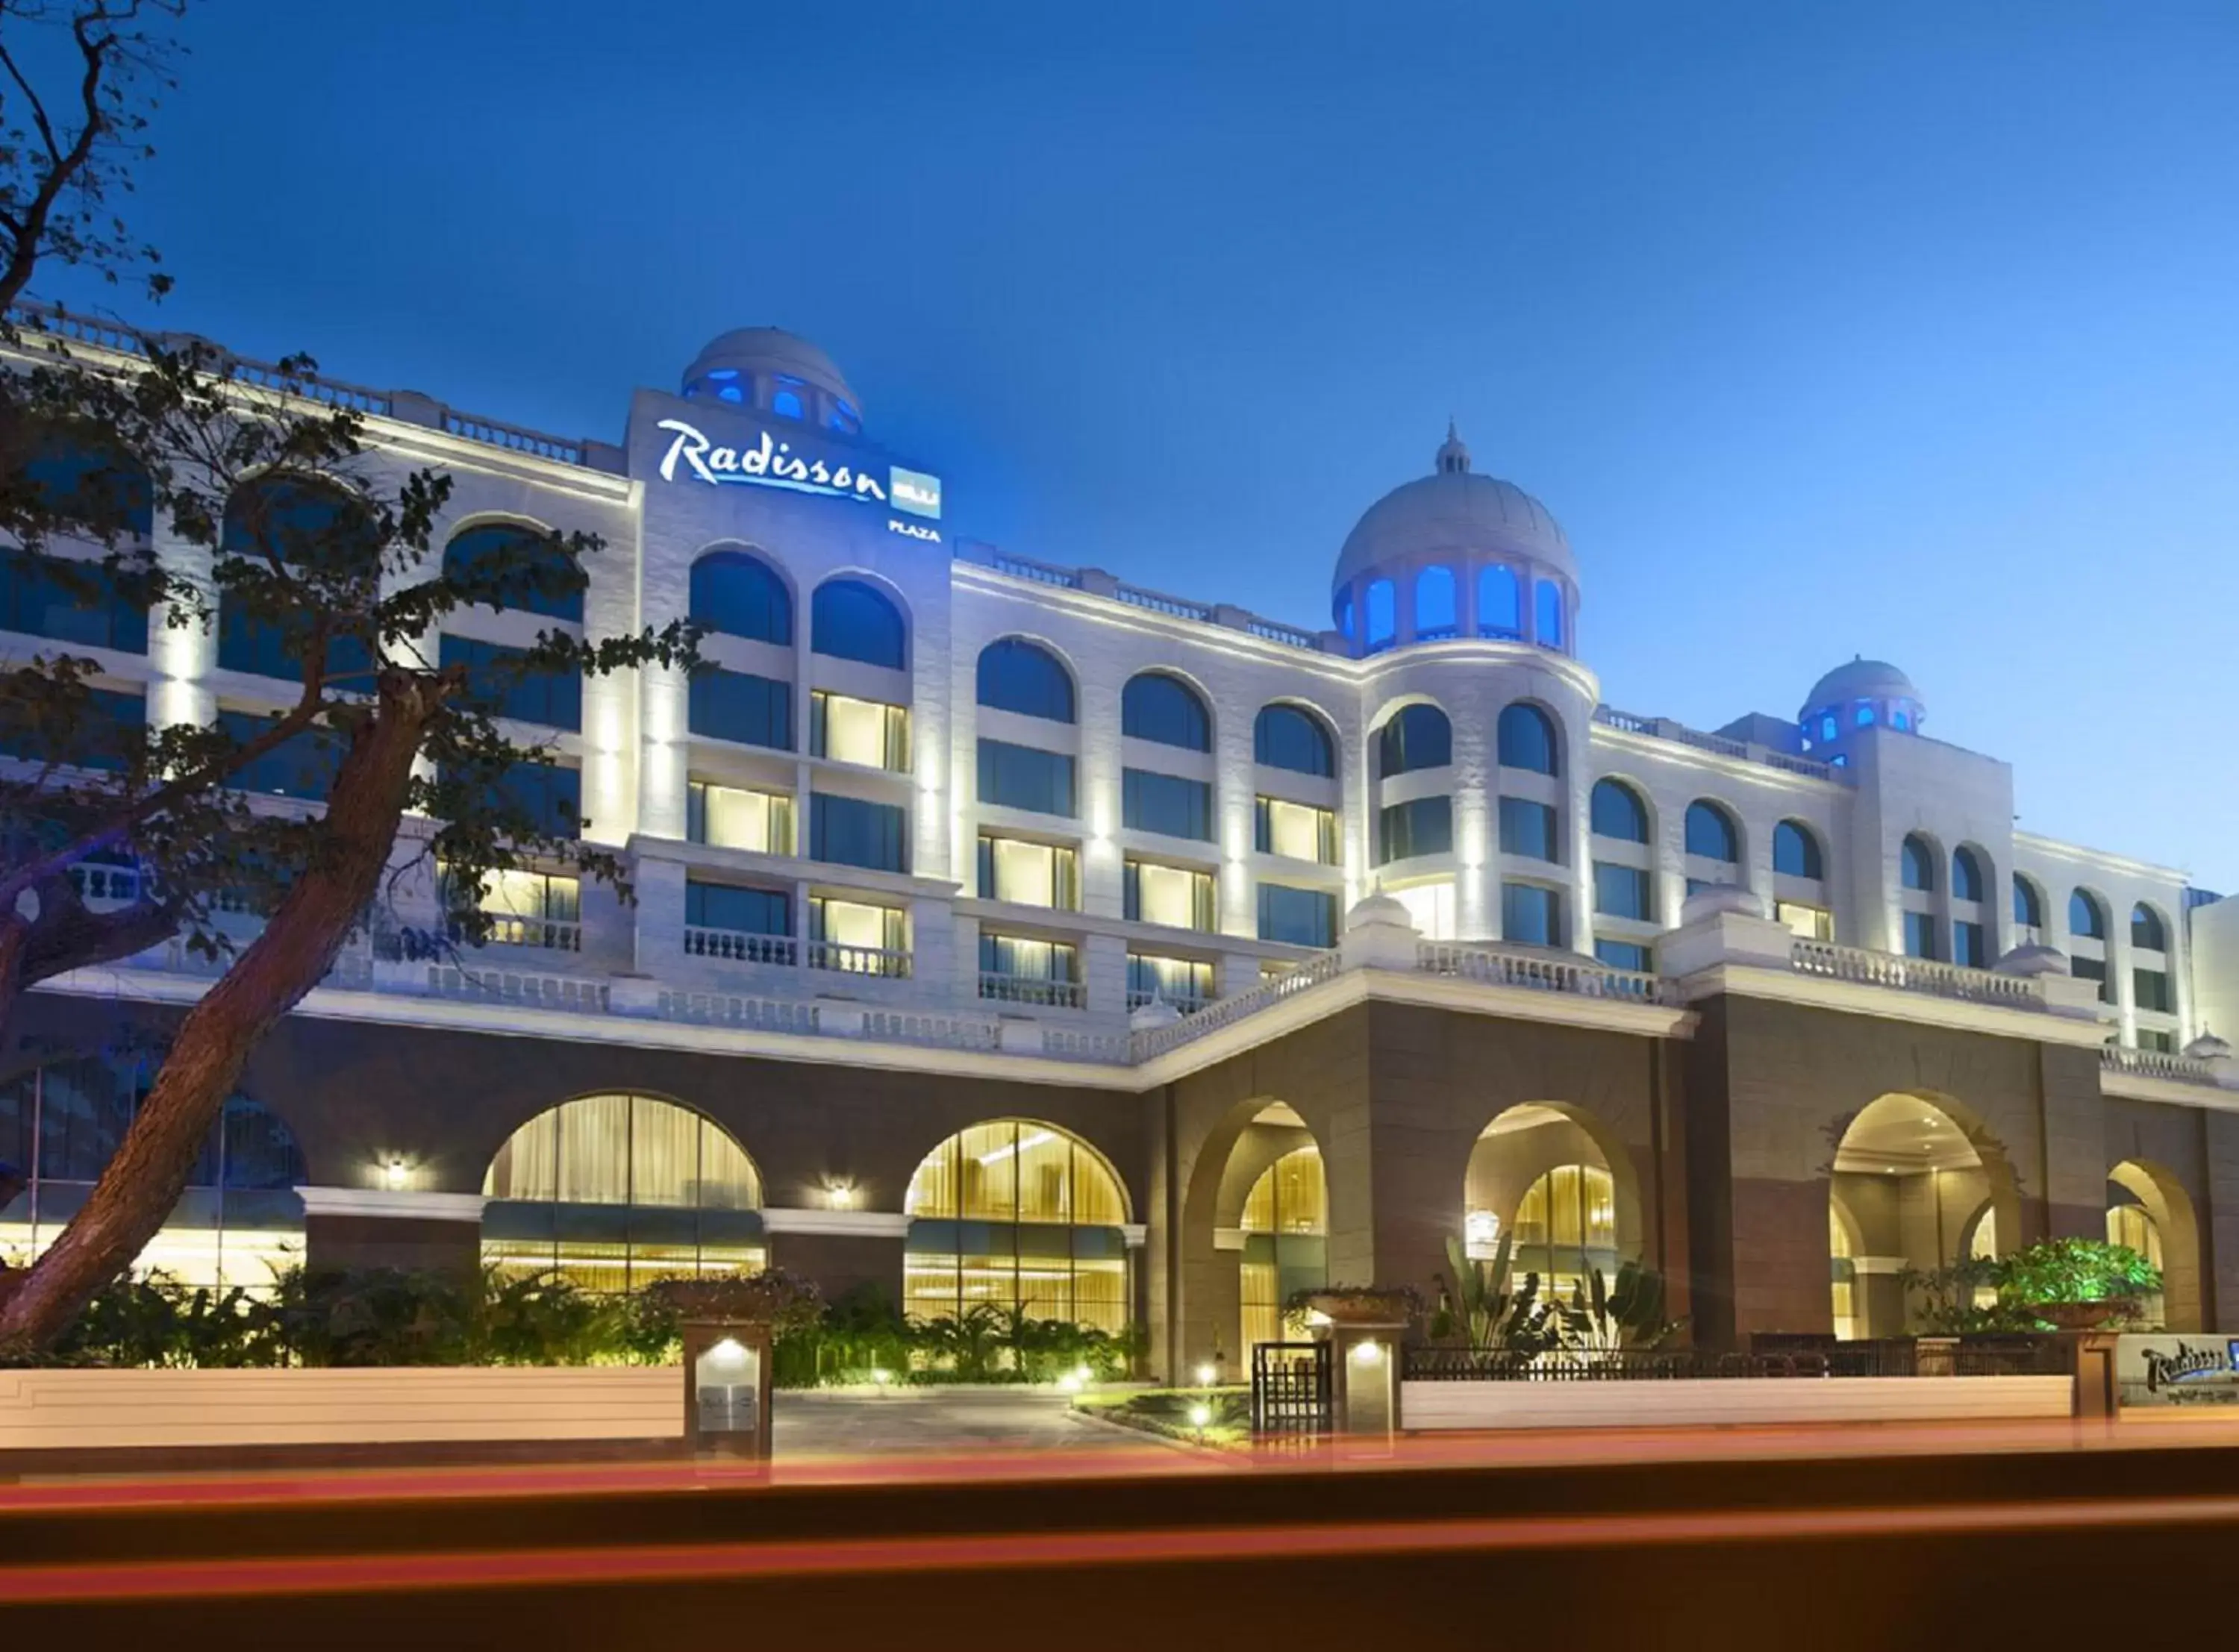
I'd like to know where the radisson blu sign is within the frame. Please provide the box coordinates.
[655,418,942,522]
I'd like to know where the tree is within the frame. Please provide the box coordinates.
[0,5,700,1352]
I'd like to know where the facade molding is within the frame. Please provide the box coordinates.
[1678,963,2112,1050]
[296,1187,490,1224]
[758,1207,911,1239]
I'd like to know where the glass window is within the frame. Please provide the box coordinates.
[1256,796,1337,864]
[1590,780,1649,842]
[1121,673,1211,751]
[1254,704,1334,776]
[219,708,342,801]
[808,793,907,872]
[443,863,581,950]
[2013,875,2045,930]
[1258,882,1337,947]
[1857,703,1877,728]
[684,879,789,936]
[0,556,150,653]
[902,1121,1131,1334]
[2070,889,2107,940]
[1502,881,1561,947]
[440,635,582,730]
[827,399,861,436]
[444,523,584,623]
[1123,768,1213,840]
[1478,564,1522,639]
[979,739,1076,816]
[812,690,908,770]
[689,550,792,644]
[1900,835,1936,892]
[483,1093,763,1292]
[1952,846,1987,904]
[1128,953,1213,1010]
[810,578,906,669]
[2134,968,2173,1014]
[1685,801,1739,863]
[13,425,154,541]
[1496,702,1559,776]
[1239,1143,1328,1352]
[687,782,792,854]
[1954,920,1988,969]
[1534,579,1565,650]
[1376,704,1451,777]
[1773,820,1823,880]
[1593,861,1651,921]
[1594,938,1652,972]
[978,933,1081,1005]
[1364,578,1396,651]
[1514,1163,1617,1301]
[771,377,806,419]
[1124,859,1216,930]
[2073,954,2111,1003]
[1,686,144,773]
[689,668,793,749]
[1777,901,1832,941]
[1903,910,1939,960]
[976,639,1075,722]
[1334,587,1354,641]
[2131,903,2167,951]
[216,478,381,684]
[1390,879,1456,939]
[1499,796,1558,861]
[1378,795,1453,863]
[978,835,1079,909]
[1414,565,1458,639]
[808,897,908,974]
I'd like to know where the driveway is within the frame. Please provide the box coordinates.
[772,1386,1178,1460]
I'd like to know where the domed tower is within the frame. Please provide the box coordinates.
[681,328,864,437]
[1331,424,1577,657]
[1798,657,1925,763]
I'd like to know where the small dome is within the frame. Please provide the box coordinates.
[1335,440,1573,592]
[682,328,860,416]
[1345,890,1417,933]
[1802,657,1919,718]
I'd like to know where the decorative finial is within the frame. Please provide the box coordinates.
[1435,419,1470,475]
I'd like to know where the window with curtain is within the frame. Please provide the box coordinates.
[978,835,1079,909]
[1127,952,1214,1010]
[809,793,908,872]
[1240,1144,1328,1351]
[1255,796,1337,863]
[687,782,793,854]
[812,690,908,770]
[1123,858,1217,930]
[1512,1163,1616,1301]
[976,639,1075,722]
[442,863,581,951]
[689,549,792,644]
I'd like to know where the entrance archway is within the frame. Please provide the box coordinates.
[2108,1160,2199,1330]
[1463,1104,1642,1300]
[1827,1092,2017,1338]
[1237,1122,1327,1355]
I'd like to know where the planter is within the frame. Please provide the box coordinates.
[1301,1290,1415,1327]
[2035,1299,2139,1331]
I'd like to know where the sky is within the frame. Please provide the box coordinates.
[31,0,2239,889]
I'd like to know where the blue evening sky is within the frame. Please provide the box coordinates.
[42,1,2239,887]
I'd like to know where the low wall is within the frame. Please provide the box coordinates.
[0,1366,682,1453]
[1402,1375,2073,1431]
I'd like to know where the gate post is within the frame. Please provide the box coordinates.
[1319,1316,1407,1439]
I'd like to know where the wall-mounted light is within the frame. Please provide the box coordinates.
[823,1177,858,1210]
[382,1158,410,1192]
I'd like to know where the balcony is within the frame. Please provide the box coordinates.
[1787,939,2043,1009]
[684,927,797,966]
[808,940,912,979]
[978,972,1085,1010]
[463,916,581,954]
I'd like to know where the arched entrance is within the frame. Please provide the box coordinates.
[1463,1104,1641,1300]
[1827,1092,2017,1338]
[1237,1121,1327,1355]
[2108,1160,2200,1330]
[1174,1099,1329,1375]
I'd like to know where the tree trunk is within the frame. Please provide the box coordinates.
[0,672,448,1354]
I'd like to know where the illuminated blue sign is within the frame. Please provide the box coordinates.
[655,419,941,520]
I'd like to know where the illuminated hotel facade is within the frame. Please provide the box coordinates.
[9,319,2239,1369]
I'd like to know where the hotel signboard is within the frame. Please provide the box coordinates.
[2114,1334,2239,1408]
[655,418,942,525]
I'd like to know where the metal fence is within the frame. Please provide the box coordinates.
[1404,1337,2070,1382]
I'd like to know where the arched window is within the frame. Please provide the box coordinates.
[1952,846,1987,904]
[811,578,906,669]
[1856,704,1877,728]
[1240,1143,1327,1352]
[1514,1163,1617,1300]
[1900,834,1937,892]
[444,522,584,623]
[903,1119,1130,1332]
[1376,704,1452,778]
[689,549,792,645]
[0,1056,305,1292]
[2070,889,2107,940]
[1684,801,1740,863]
[482,1092,763,1292]
[2132,903,2167,952]
[976,638,1075,723]
[826,399,861,436]
[1534,579,1565,650]
[1334,588,1355,642]
[770,377,807,419]
[1254,704,1334,777]
[1773,820,1823,880]
[1364,578,1397,651]
[1589,778,1649,842]
[217,477,378,683]
[1122,672,1211,751]
[13,424,154,539]
[2013,875,2045,931]
[1478,564,1522,639]
[1414,566,1458,639]
[1,428,155,653]
[1496,702,1559,776]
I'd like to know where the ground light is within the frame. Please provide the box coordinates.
[869,1368,893,1393]
[1188,1401,1212,1442]
[1194,1362,1217,1386]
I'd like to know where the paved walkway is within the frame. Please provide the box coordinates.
[772,1387,1174,1459]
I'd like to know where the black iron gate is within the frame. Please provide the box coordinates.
[1251,1341,1332,1438]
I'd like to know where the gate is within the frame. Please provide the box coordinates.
[1250,1341,1332,1438]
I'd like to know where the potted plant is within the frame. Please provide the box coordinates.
[1996,1239,2161,1330]
[1291,1283,1423,1327]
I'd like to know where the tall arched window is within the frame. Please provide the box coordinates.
[1364,578,1396,651]
[1334,589,1355,642]
[689,549,792,644]
[1513,1163,1617,1300]
[0,1055,305,1293]
[1478,564,1522,639]
[1900,835,1937,892]
[1414,566,1458,639]
[1254,704,1334,776]
[444,522,584,622]
[1240,1144,1327,1353]
[1496,702,1560,776]
[903,1120,1130,1332]
[2013,875,2045,931]
[1773,820,1823,880]
[1376,704,1452,777]
[1,428,155,652]
[1684,801,1740,864]
[1122,672,1211,751]
[1534,579,1565,650]
[976,639,1075,723]
[1952,846,1987,904]
[1590,778,1649,842]
[811,578,906,669]
[2132,903,2167,951]
[482,1092,763,1292]
[217,477,378,682]
[2070,889,2107,939]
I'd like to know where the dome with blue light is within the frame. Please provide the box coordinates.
[1799,656,1926,748]
[681,328,863,434]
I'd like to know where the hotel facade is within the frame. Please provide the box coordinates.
[7,318,2239,1371]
